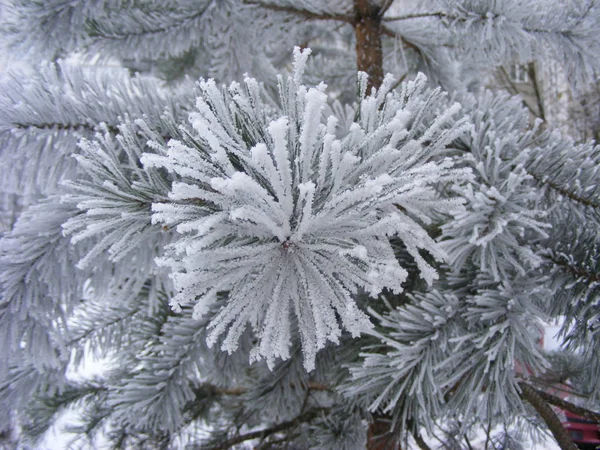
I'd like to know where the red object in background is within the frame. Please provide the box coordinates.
[561,410,600,449]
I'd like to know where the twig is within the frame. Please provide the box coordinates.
[483,420,492,450]
[518,382,578,450]
[412,429,433,450]
[527,377,583,397]
[243,0,353,23]
[389,72,407,92]
[529,170,600,209]
[204,407,330,450]
[383,12,446,21]
[12,121,113,134]
[464,433,475,450]
[379,0,395,15]
[528,62,546,121]
[545,253,600,284]
[527,385,600,423]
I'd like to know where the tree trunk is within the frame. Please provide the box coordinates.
[353,0,384,91]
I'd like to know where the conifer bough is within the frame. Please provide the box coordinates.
[1,1,600,449]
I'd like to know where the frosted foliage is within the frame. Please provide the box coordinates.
[440,93,550,280]
[448,278,550,419]
[0,61,189,198]
[346,279,550,431]
[204,0,297,84]
[443,0,600,86]
[545,229,600,393]
[107,310,210,434]
[256,0,352,15]
[143,48,470,371]
[4,0,297,85]
[440,157,548,280]
[525,130,600,224]
[345,291,461,433]
[0,198,82,372]
[444,0,535,63]
[311,411,366,450]
[62,121,172,270]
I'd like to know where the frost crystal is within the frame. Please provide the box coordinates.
[439,103,551,280]
[143,48,470,371]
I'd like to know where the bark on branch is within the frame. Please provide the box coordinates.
[529,170,600,209]
[412,429,433,450]
[519,382,578,450]
[205,407,330,450]
[527,385,600,423]
[546,253,600,284]
[11,121,105,133]
[243,0,353,23]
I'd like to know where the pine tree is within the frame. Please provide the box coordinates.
[1,1,600,449]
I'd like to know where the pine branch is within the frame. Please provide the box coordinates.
[67,311,137,348]
[464,433,476,450]
[89,3,214,43]
[382,12,445,21]
[204,407,330,450]
[380,25,432,53]
[383,9,592,36]
[546,254,600,284]
[518,382,578,450]
[529,171,600,209]
[527,385,600,423]
[571,0,597,29]
[23,381,108,440]
[528,376,586,398]
[528,63,546,121]
[200,381,330,397]
[11,122,108,133]
[412,429,433,450]
[242,0,353,23]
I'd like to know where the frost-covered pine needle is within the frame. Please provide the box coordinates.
[142,48,471,371]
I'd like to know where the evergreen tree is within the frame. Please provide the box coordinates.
[1,1,600,449]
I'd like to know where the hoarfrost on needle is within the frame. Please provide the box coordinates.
[142,48,471,371]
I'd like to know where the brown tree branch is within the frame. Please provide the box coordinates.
[210,381,330,396]
[367,413,401,450]
[528,62,546,121]
[545,253,600,284]
[412,429,433,450]
[382,8,591,38]
[528,170,600,209]
[383,12,446,21]
[527,385,600,423]
[243,0,353,23]
[533,380,581,396]
[11,121,106,133]
[380,25,431,54]
[518,382,578,450]
[205,407,330,450]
